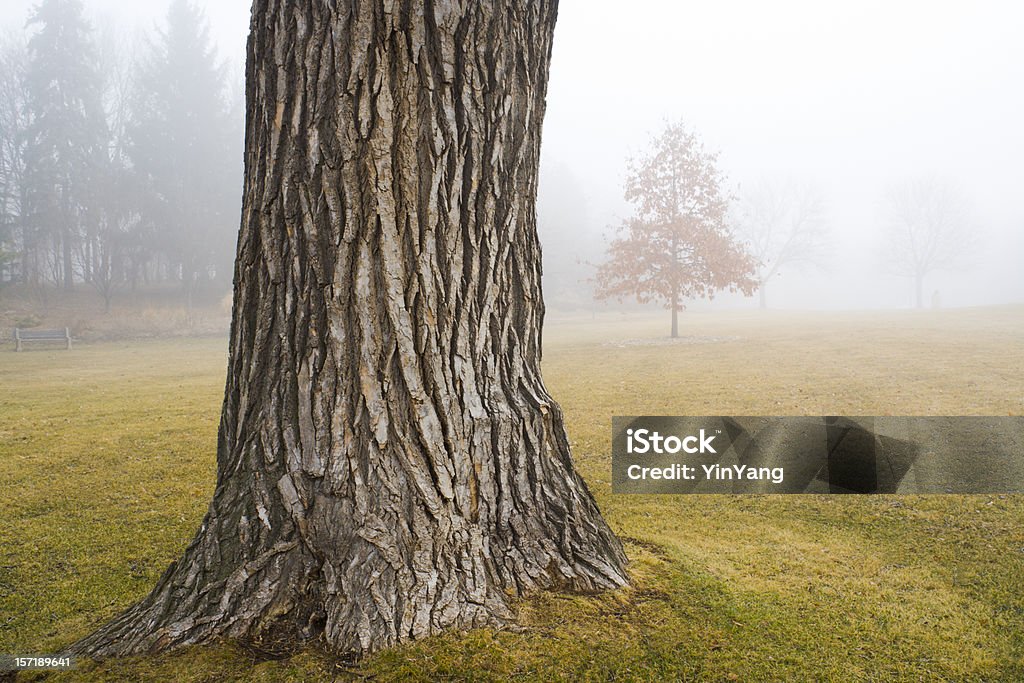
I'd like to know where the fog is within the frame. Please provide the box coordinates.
[541,0,1024,311]
[3,0,1022,313]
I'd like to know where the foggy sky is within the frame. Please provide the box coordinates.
[5,0,1022,309]
[544,1,1024,310]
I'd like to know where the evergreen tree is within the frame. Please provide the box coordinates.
[129,0,241,314]
[22,0,108,289]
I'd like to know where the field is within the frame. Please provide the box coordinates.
[1,306,1023,681]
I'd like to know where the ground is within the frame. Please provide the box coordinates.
[1,306,1022,681]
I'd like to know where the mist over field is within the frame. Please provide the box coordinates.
[2,0,1021,319]
[2,3,1023,679]
[541,1,1024,312]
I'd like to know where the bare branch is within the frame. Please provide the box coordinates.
[878,178,976,307]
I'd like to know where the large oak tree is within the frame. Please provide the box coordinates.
[72,0,627,658]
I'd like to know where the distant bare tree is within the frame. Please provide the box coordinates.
[537,162,602,312]
[83,28,139,312]
[734,180,829,309]
[0,30,28,286]
[879,179,974,308]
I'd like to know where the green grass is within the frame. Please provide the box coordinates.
[1,307,1023,681]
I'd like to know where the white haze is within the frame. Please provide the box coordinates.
[5,0,1021,311]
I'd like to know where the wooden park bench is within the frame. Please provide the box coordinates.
[14,327,72,351]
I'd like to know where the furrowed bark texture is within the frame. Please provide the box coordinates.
[73,0,627,657]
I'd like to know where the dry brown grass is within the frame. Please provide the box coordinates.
[1,305,1022,681]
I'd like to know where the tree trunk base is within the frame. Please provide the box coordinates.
[72,514,626,658]
[70,436,627,658]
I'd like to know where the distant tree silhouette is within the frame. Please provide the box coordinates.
[0,31,28,285]
[734,180,830,309]
[879,179,973,308]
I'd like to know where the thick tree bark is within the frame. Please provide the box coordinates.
[72,0,626,658]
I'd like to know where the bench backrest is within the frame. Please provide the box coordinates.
[15,328,69,340]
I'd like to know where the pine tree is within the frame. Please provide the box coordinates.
[129,0,241,315]
[22,0,108,289]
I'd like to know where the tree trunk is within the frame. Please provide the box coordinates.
[758,280,767,309]
[72,0,626,658]
[914,273,924,309]
[62,227,73,291]
[61,184,74,291]
[183,264,196,329]
[671,288,679,338]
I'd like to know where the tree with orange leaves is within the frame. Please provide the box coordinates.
[595,121,758,337]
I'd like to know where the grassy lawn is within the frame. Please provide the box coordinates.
[1,307,1023,681]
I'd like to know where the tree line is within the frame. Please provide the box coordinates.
[0,0,241,313]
